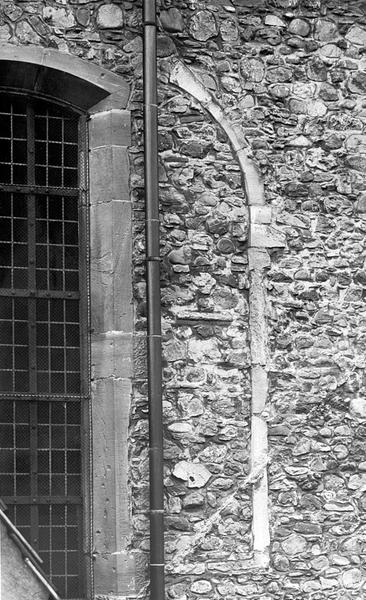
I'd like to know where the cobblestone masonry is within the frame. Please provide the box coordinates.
[4,0,366,598]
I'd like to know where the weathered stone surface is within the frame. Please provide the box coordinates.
[15,21,40,44]
[240,58,265,82]
[96,4,123,29]
[288,18,310,36]
[273,554,290,571]
[342,568,362,588]
[346,155,366,172]
[348,72,366,94]
[4,5,22,21]
[314,19,338,42]
[190,580,212,594]
[163,339,187,362]
[318,43,342,61]
[250,224,286,248]
[76,7,90,27]
[220,18,239,42]
[350,398,366,418]
[183,491,205,508]
[264,15,285,27]
[43,6,75,28]
[173,461,211,488]
[307,99,327,117]
[168,246,192,265]
[307,57,328,81]
[281,534,307,555]
[345,25,366,46]
[160,8,184,33]
[189,11,218,41]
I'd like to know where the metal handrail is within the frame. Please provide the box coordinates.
[25,558,61,600]
[0,504,61,600]
[0,505,42,564]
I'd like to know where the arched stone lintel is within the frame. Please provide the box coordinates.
[0,43,130,111]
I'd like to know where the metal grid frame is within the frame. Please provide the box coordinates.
[0,94,89,600]
[2,399,84,598]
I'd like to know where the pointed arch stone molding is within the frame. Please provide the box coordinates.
[0,44,135,598]
[168,58,287,569]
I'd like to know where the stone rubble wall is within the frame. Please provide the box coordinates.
[4,0,366,598]
[131,81,253,595]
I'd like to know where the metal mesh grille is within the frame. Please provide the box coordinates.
[36,298,81,394]
[34,105,78,188]
[0,97,27,184]
[0,96,78,188]
[36,195,79,292]
[0,400,30,495]
[0,192,28,288]
[0,193,79,293]
[0,296,81,394]
[38,504,81,598]
[0,297,29,392]
[1,399,83,599]
[8,504,81,598]
[0,95,87,599]
[0,97,81,396]
[0,400,82,495]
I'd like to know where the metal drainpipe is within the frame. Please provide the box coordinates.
[143,1,165,600]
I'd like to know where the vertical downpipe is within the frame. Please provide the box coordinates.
[143,1,165,600]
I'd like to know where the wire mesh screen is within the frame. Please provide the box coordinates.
[0,297,29,392]
[38,503,82,598]
[1,399,84,599]
[0,192,28,288]
[0,400,30,496]
[0,97,27,184]
[0,193,79,292]
[8,503,82,598]
[0,96,79,187]
[0,95,87,599]
[0,96,81,396]
[36,298,81,394]
[36,195,79,292]
[34,104,78,188]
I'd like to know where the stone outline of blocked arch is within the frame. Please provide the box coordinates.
[169,58,288,569]
[0,44,135,598]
